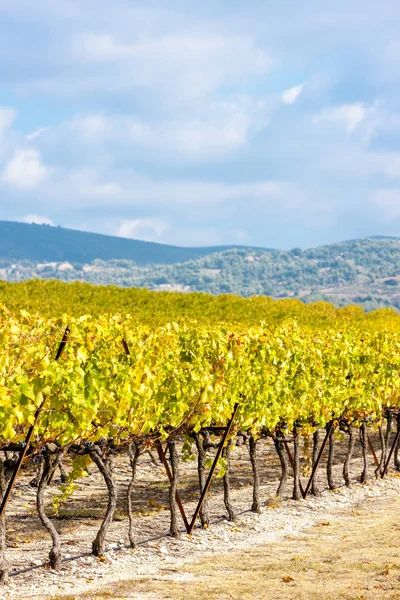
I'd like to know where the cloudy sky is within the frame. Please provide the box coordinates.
[1,0,400,249]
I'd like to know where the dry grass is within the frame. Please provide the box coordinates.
[51,494,400,600]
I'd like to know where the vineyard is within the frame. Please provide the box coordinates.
[1,278,400,328]
[1,282,400,588]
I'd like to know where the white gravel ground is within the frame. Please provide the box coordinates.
[2,467,400,600]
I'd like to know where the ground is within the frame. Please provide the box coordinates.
[1,433,400,599]
[56,487,400,600]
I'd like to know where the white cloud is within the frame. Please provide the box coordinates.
[115,218,170,242]
[56,96,271,161]
[62,32,273,100]
[22,214,54,225]
[25,127,51,141]
[63,168,123,199]
[129,97,270,159]
[1,148,50,189]
[69,115,111,142]
[75,32,270,73]
[313,102,370,134]
[126,177,285,208]
[40,170,291,213]
[282,82,306,104]
[76,33,130,62]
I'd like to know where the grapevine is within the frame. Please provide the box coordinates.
[0,302,399,582]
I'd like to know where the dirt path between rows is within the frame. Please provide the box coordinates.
[53,477,400,600]
[1,435,400,600]
[3,474,400,599]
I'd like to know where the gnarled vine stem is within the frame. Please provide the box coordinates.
[89,446,117,556]
[36,446,67,569]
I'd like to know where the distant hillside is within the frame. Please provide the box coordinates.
[1,221,400,312]
[0,221,269,265]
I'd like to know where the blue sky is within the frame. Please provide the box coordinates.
[1,0,400,249]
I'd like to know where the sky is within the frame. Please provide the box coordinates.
[1,0,400,249]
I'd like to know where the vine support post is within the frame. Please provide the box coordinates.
[188,403,239,535]
[303,421,334,499]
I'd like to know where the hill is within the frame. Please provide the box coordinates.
[1,221,400,311]
[0,221,268,265]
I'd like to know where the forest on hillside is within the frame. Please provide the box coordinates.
[2,237,400,311]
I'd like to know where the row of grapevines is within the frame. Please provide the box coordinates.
[1,304,400,450]
[1,279,400,330]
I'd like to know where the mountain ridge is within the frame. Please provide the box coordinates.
[0,221,274,265]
